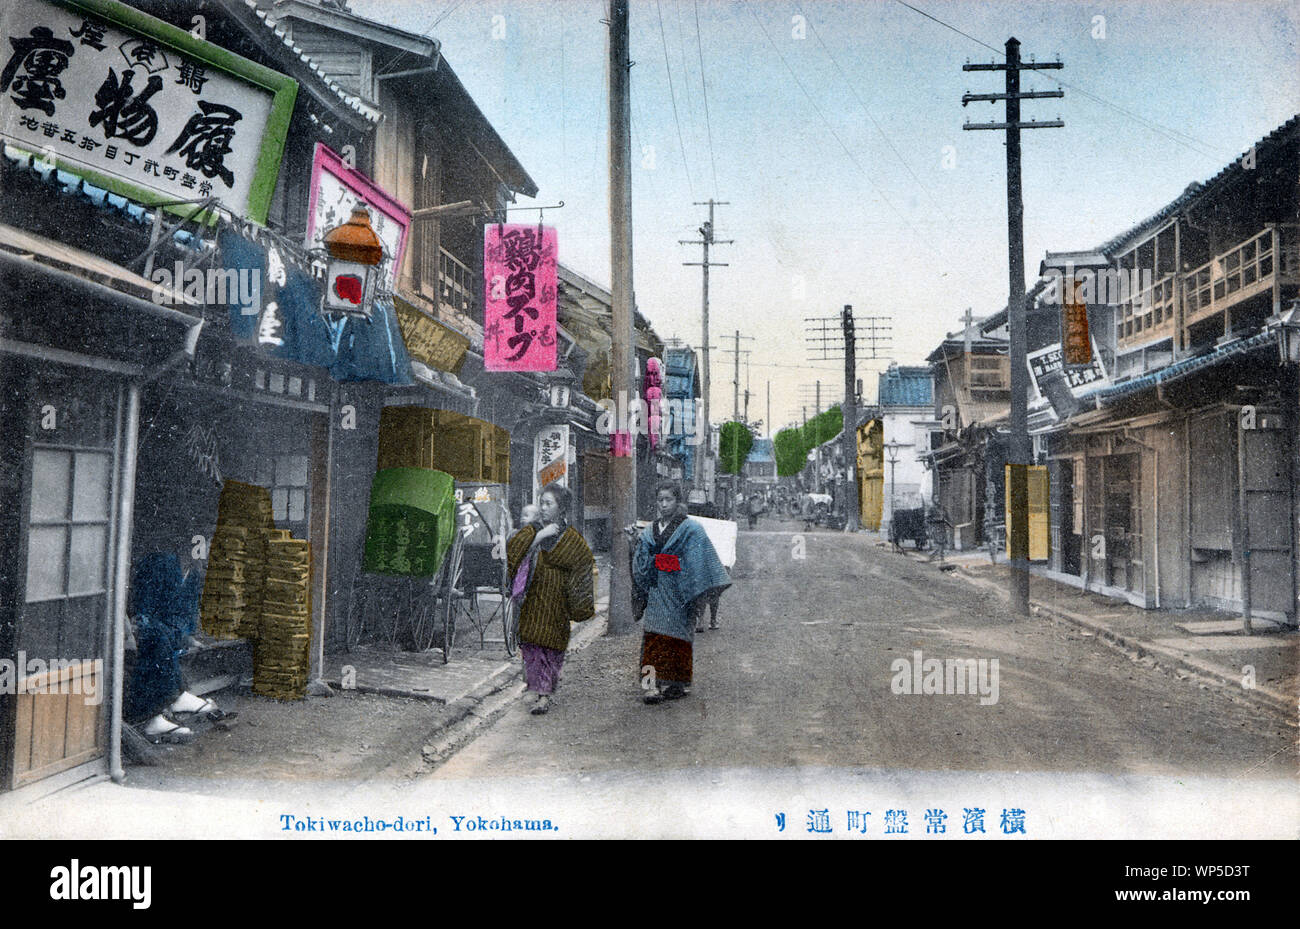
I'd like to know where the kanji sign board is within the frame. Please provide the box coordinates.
[484,223,557,372]
[0,0,297,222]
[534,424,568,499]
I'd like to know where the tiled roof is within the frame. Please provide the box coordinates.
[1097,330,1276,406]
[878,365,933,408]
[1097,113,1300,257]
[239,0,381,123]
[665,347,698,397]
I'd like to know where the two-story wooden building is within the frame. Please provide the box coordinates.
[926,318,1010,551]
[1040,115,1300,620]
[0,0,390,795]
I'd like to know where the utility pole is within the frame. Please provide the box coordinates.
[802,405,809,494]
[804,307,889,523]
[720,328,754,507]
[814,379,821,493]
[607,0,635,635]
[681,200,732,501]
[766,380,771,438]
[841,305,860,531]
[734,331,741,422]
[963,37,1063,617]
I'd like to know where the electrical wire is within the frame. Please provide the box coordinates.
[692,0,721,198]
[798,3,951,221]
[656,0,696,200]
[891,0,1231,162]
[374,0,466,78]
[673,0,703,172]
[744,1,942,260]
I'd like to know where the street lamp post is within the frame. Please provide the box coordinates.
[885,439,902,537]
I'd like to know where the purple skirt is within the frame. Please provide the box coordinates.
[520,642,565,695]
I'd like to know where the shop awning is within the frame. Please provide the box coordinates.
[0,222,203,371]
[329,298,414,386]
[1096,330,1277,407]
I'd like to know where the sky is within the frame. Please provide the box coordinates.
[352,0,1300,433]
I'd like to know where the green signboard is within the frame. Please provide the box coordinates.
[0,0,297,222]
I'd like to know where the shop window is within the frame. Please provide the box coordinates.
[255,454,309,526]
[26,449,112,603]
[252,368,315,400]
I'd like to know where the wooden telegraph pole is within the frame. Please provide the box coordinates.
[840,305,859,531]
[963,37,1063,617]
[608,0,636,634]
[681,201,732,500]
[806,309,889,529]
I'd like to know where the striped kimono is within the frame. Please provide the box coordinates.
[506,524,595,693]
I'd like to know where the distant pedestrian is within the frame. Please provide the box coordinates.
[926,501,950,563]
[625,481,731,704]
[746,490,763,530]
[506,484,595,715]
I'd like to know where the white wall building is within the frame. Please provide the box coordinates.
[878,365,938,536]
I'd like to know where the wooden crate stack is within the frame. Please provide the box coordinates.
[200,482,274,641]
[198,527,247,639]
[253,530,312,700]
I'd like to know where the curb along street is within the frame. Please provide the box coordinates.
[416,599,612,773]
[920,551,1298,724]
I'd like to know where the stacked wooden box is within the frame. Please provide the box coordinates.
[253,530,312,700]
[200,482,275,640]
[198,527,248,639]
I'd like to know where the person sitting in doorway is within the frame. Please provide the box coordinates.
[126,552,233,744]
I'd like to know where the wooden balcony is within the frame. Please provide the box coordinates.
[1117,272,1176,348]
[1183,224,1300,331]
[438,246,474,318]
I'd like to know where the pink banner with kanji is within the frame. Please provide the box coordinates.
[484,224,558,371]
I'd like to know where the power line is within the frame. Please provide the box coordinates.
[656,0,695,201]
[376,0,466,77]
[744,1,942,261]
[798,4,951,221]
[892,0,1230,162]
[629,57,666,206]
[673,0,703,176]
[692,0,721,197]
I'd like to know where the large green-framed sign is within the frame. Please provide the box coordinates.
[0,0,297,223]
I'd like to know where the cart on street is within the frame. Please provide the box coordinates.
[344,468,464,662]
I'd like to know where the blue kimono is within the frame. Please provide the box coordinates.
[633,516,731,642]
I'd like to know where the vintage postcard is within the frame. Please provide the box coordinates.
[0,0,1296,892]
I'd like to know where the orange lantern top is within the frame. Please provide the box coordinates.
[323,206,384,265]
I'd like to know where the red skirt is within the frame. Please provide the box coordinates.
[640,631,693,686]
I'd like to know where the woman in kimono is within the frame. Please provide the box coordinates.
[630,481,731,704]
[506,484,596,715]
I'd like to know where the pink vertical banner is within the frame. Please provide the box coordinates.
[484,224,558,371]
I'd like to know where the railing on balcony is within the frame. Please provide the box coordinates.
[1183,224,1300,329]
[438,246,474,318]
[962,355,1010,404]
[1118,273,1176,346]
